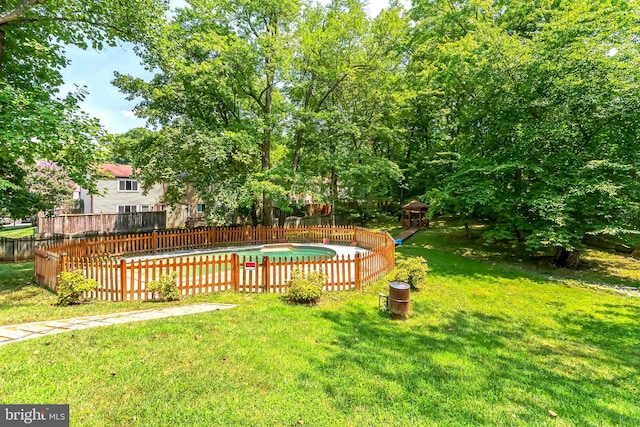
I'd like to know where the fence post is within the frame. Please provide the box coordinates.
[209,227,215,247]
[263,256,270,293]
[152,230,158,254]
[120,259,127,301]
[231,253,239,292]
[60,253,67,273]
[354,252,361,290]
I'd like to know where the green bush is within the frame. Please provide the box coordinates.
[284,268,327,305]
[147,272,181,301]
[392,257,430,290]
[56,270,99,306]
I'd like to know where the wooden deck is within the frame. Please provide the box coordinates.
[394,227,420,244]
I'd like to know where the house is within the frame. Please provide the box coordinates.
[79,164,164,215]
[164,181,208,228]
[79,164,206,228]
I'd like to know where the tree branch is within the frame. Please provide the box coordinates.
[13,15,125,34]
[0,0,44,26]
[315,73,349,112]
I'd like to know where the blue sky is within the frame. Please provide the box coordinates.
[60,0,408,135]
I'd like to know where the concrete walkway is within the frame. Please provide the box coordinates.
[0,303,237,347]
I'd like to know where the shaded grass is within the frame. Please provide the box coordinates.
[402,218,640,289]
[0,226,37,238]
[1,241,639,425]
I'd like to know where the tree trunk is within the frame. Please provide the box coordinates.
[292,127,304,172]
[553,247,581,269]
[464,222,471,239]
[250,200,258,227]
[261,66,273,226]
[0,23,6,69]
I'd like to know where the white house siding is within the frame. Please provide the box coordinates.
[80,188,93,214]
[86,179,164,214]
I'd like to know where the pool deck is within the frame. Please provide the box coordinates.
[125,243,369,262]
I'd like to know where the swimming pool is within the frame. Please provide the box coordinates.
[126,243,343,263]
[193,245,336,262]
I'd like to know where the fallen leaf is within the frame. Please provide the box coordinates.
[548,410,558,418]
[33,350,40,356]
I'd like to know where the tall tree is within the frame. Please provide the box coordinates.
[286,1,408,222]
[114,0,300,225]
[0,0,167,220]
[410,0,640,267]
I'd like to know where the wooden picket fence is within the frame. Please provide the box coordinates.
[38,211,166,235]
[34,226,395,301]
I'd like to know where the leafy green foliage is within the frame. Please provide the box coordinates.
[391,256,429,291]
[284,268,327,304]
[0,0,168,220]
[146,272,181,302]
[112,0,410,226]
[409,0,640,265]
[56,270,98,306]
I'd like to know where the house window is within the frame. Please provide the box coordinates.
[140,205,150,212]
[118,179,139,192]
[118,205,137,213]
[196,203,206,214]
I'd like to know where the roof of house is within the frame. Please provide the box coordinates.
[402,199,429,210]
[100,164,133,178]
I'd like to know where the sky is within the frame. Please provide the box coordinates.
[59,0,410,135]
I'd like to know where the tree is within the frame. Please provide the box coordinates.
[25,161,77,216]
[114,0,300,225]
[113,0,412,226]
[0,0,168,220]
[410,0,640,267]
[285,1,409,223]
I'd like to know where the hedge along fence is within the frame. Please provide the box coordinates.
[34,226,395,301]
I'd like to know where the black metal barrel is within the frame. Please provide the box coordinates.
[388,281,410,319]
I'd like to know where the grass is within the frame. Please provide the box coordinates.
[400,218,640,289]
[1,223,639,426]
[0,263,239,326]
[0,225,36,238]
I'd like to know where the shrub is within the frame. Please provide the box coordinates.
[56,270,99,306]
[147,272,181,301]
[284,268,327,305]
[392,257,430,290]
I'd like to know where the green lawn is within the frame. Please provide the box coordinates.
[0,225,36,238]
[1,225,639,426]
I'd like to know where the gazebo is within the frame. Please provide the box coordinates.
[401,200,429,229]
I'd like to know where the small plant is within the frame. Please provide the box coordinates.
[392,257,430,290]
[284,268,327,305]
[146,272,181,301]
[56,270,99,306]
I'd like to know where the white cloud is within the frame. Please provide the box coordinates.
[121,110,137,118]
